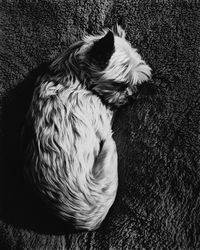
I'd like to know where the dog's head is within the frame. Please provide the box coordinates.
[78,24,151,107]
[50,25,151,107]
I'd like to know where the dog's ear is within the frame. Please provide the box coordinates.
[112,24,126,38]
[88,30,115,67]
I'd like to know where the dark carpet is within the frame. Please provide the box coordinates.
[0,0,200,249]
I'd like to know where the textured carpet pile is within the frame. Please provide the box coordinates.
[0,1,200,249]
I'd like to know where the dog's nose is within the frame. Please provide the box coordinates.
[126,93,137,105]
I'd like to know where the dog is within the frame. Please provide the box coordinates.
[23,25,151,231]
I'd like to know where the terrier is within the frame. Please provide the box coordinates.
[23,25,151,230]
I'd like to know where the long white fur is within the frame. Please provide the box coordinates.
[24,25,151,231]
[82,27,151,86]
[25,80,118,230]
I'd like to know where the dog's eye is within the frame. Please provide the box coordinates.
[118,83,129,92]
[111,81,129,92]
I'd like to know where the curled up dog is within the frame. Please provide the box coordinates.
[23,25,151,230]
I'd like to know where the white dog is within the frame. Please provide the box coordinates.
[23,25,151,230]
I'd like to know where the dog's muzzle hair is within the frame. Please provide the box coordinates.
[23,25,151,231]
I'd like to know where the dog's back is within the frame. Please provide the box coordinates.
[24,80,118,230]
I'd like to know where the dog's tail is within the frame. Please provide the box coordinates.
[74,136,118,231]
[92,137,118,180]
